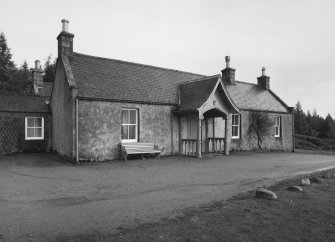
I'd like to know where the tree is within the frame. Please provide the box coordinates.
[6,60,32,93]
[43,55,56,83]
[0,32,16,88]
[294,101,310,135]
[318,114,335,140]
[248,111,274,150]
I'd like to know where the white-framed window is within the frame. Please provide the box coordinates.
[25,117,44,140]
[275,116,281,137]
[121,108,138,142]
[232,114,240,139]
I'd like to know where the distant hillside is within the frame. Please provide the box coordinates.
[295,134,335,151]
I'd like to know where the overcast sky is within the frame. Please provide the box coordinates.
[1,0,334,117]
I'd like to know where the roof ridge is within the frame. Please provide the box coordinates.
[179,74,219,86]
[73,52,206,77]
[234,80,257,86]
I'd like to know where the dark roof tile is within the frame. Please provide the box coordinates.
[0,93,50,113]
[226,81,288,112]
[179,75,219,111]
[69,53,204,104]
[67,53,289,113]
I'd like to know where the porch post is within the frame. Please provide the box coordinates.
[197,118,203,158]
[224,115,230,155]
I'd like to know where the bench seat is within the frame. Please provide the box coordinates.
[120,142,161,161]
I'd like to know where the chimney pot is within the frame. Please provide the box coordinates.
[35,60,41,69]
[262,66,266,76]
[62,19,69,32]
[225,56,230,68]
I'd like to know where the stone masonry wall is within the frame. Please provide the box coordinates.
[230,110,294,151]
[78,100,179,161]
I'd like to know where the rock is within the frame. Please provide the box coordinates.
[255,188,278,200]
[322,171,335,179]
[310,176,323,183]
[287,186,303,192]
[300,179,311,186]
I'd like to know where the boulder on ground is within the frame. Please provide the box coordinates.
[255,188,278,200]
[322,171,335,179]
[310,176,323,183]
[300,179,311,186]
[287,186,303,192]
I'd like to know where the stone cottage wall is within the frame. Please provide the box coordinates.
[77,100,179,160]
[0,112,51,154]
[230,110,294,151]
[51,60,74,158]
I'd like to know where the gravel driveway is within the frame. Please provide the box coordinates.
[1,151,335,241]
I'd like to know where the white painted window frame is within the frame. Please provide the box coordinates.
[25,117,44,140]
[121,108,138,143]
[232,114,240,139]
[275,116,281,137]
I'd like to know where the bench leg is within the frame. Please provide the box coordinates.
[142,155,146,160]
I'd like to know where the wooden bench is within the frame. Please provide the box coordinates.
[120,142,161,162]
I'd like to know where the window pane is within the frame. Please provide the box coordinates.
[27,118,34,127]
[232,115,239,125]
[121,126,128,139]
[27,128,34,137]
[128,125,136,139]
[232,126,238,137]
[35,118,42,127]
[129,110,136,124]
[122,110,129,124]
[35,128,42,137]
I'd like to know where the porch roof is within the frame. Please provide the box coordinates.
[177,75,219,112]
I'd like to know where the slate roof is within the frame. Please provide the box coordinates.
[69,53,204,104]
[65,52,290,113]
[0,93,50,113]
[225,81,289,112]
[179,75,219,111]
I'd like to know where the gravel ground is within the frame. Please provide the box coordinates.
[0,151,335,241]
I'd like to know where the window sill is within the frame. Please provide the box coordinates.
[121,140,138,143]
[25,138,44,140]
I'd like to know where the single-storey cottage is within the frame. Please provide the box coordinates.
[0,61,52,154]
[51,20,294,161]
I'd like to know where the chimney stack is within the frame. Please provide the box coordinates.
[57,19,74,56]
[257,66,270,90]
[32,60,44,95]
[221,56,236,85]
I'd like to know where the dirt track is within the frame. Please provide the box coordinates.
[1,151,335,241]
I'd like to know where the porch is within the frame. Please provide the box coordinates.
[179,109,229,158]
[175,74,240,158]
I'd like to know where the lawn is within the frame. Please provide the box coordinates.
[60,169,335,242]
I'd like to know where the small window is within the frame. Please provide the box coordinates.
[25,117,44,140]
[121,108,138,142]
[232,114,240,139]
[275,116,281,137]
